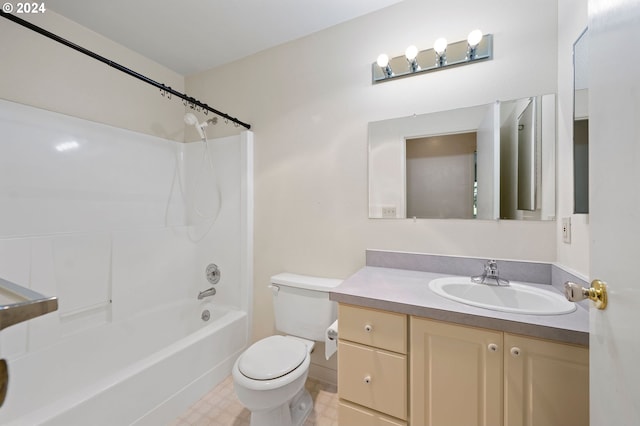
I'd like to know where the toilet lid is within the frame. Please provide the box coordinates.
[238,335,307,380]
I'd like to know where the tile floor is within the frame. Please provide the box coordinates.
[171,376,339,426]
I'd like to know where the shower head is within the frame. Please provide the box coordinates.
[184,112,206,140]
[184,112,199,126]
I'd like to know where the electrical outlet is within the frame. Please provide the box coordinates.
[562,217,572,244]
[381,206,397,218]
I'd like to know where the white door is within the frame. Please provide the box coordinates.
[589,0,640,424]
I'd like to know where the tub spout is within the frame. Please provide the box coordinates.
[197,287,216,300]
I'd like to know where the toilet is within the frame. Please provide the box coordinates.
[232,273,341,426]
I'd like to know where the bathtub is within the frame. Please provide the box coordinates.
[0,300,248,425]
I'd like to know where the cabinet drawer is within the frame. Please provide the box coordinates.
[338,340,407,420]
[339,400,407,426]
[338,304,407,353]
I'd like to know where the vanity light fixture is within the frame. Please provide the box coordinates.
[372,31,493,84]
[466,29,483,60]
[405,45,420,72]
[376,53,393,78]
[433,38,448,67]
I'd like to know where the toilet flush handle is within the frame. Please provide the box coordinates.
[268,284,280,296]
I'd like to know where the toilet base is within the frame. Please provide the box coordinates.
[289,388,313,426]
[249,387,313,426]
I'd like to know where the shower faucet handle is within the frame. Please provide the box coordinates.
[205,263,221,285]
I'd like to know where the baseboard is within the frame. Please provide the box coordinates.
[308,363,337,386]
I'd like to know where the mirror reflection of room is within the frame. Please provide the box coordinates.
[406,132,477,219]
[573,29,589,214]
[369,94,556,221]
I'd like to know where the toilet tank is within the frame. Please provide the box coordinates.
[270,273,342,341]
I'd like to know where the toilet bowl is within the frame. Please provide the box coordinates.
[232,273,341,426]
[232,335,314,426]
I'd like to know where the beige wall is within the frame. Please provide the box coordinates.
[557,0,590,277]
[186,0,561,346]
[0,11,185,141]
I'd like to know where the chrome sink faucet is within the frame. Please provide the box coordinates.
[197,287,216,300]
[471,259,510,286]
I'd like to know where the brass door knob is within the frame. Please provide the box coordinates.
[564,279,608,310]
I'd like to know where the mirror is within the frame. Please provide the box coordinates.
[368,94,556,220]
[573,29,589,214]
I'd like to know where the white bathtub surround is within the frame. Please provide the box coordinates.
[0,99,253,424]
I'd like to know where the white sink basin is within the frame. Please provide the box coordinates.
[429,277,576,315]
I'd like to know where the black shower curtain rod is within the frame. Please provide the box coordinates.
[1,11,251,130]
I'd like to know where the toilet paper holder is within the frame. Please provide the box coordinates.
[325,320,339,360]
[327,328,338,341]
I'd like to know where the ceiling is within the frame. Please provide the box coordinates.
[47,0,404,76]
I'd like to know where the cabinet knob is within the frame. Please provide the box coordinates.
[488,343,498,352]
[364,324,373,333]
[363,375,372,384]
[510,347,521,357]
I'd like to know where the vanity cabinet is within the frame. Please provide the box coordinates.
[409,317,503,426]
[337,304,408,425]
[337,304,588,426]
[410,317,589,426]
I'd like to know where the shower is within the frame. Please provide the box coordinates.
[184,112,218,141]
[177,112,222,241]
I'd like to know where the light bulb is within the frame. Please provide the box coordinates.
[467,29,483,47]
[376,53,389,68]
[405,45,418,61]
[433,38,448,54]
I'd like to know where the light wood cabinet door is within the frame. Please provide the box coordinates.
[504,333,589,426]
[338,340,407,420]
[410,317,503,426]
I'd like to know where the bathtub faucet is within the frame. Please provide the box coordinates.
[197,287,216,300]
[471,259,509,286]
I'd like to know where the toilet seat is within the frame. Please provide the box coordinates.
[238,335,308,380]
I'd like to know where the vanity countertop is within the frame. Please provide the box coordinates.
[329,266,589,347]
